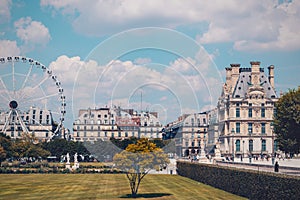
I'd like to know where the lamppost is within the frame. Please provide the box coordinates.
[271,122,275,165]
[231,128,235,161]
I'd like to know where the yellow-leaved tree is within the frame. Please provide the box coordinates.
[113,138,169,198]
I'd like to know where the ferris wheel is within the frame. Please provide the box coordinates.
[0,56,66,141]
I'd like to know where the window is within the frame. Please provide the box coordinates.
[262,139,266,151]
[261,123,266,134]
[203,118,206,124]
[236,140,240,152]
[236,122,240,133]
[248,108,252,118]
[236,107,240,118]
[248,123,253,134]
[261,108,265,118]
[249,140,253,152]
[125,132,128,137]
[118,132,121,137]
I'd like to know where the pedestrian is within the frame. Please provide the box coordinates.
[274,161,279,172]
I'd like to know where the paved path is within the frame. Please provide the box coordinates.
[214,158,300,176]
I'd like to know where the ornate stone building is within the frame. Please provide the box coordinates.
[218,62,278,159]
[163,112,209,157]
[72,107,162,141]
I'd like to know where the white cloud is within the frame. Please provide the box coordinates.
[0,0,11,23]
[0,40,21,57]
[41,0,300,51]
[134,57,151,65]
[14,17,51,46]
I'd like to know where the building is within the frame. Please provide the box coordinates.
[163,112,209,157]
[72,107,163,141]
[217,62,278,159]
[0,106,57,141]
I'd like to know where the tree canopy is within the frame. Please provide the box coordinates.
[274,87,300,155]
[113,138,169,197]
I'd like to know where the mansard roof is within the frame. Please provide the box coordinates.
[232,69,277,99]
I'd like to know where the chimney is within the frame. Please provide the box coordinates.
[230,64,240,91]
[268,65,275,88]
[225,67,232,88]
[250,61,260,86]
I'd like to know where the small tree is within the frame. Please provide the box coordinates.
[274,87,300,156]
[113,138,169,198]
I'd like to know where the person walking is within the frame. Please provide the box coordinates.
[274,161,279,172]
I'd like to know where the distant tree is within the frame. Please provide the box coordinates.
[42,139,90,161]
[11,133,50,159]
[274,87,300,156]
[113,138,169,198]
[0,133,13,158]
[0,146,6,164]
[110,137,137,150]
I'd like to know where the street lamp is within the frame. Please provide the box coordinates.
[231,128,235,161]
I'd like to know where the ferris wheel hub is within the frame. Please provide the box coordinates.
[9,100,18,109]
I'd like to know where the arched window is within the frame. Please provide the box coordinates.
[236,140,240,152]
[249,140,253,152]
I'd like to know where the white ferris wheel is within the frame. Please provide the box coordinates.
[0,56,66,140]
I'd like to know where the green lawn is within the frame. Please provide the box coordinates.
[0,174,246,200]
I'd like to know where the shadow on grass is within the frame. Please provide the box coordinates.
[120,193,172,198]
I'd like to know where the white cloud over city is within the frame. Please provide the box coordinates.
[48,46,222,125]
[41,0,300,51]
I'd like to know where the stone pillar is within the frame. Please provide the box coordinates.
[225,67,232,90]
[65,153,71,170]
[214,141,222,160]
[198,133,207,162]
[268,65,275,88]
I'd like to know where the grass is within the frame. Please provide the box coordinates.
[0,174,246,200]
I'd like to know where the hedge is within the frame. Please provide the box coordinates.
[177,161,300,200]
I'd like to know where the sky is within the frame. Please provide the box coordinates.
[0,0,299,130]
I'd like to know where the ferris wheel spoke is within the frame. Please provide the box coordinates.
[19,76,49,100]
[21,92,59,105]
[15,109,29,133]
[21,64,34,92]
[0,76,12,100]
[0,90,10,102]
[12,61,16,96]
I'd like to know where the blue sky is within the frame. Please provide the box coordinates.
[0,0,299,130]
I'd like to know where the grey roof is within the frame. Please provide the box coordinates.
[232,70,277,99]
